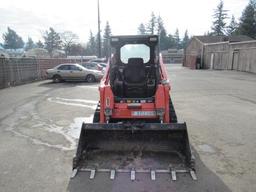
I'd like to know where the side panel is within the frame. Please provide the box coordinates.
[155,84,170,123]
[99,58,112,123]
[159,54,171,122]
[164,85,170,122]
[99,87,105,123]
[99,86,114,123]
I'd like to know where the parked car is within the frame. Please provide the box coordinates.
[81,62,103,71]
[98,63,107,69]
[89,58,107,63]
[46,63,104,83]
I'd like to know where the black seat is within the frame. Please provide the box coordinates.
[110,65,124,97]
[123,58,147,97]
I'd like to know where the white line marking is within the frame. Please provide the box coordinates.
[76,85,98,89]
[54,97,98,104]
[90,170,96,179]
[47,97,97,109]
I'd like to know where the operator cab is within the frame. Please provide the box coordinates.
[109,35,160,98]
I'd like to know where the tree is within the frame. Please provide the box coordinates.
[43,27,62,57]
[167,34,176,49]
[211,0,228,35]
[102,21,112,57]
[69,43,86,56]
[147,12,157,34]
[36,40,44,48]
[138,23,146,35]
[86,31,97,55]
[182,30,190,48]
[60,31,79,56]
[204,31,213,36]
[238,0,256,38]
[156,16,169,50]
[2,27,24,49]
[174,29,181,49]
[226,15,239,36]
[156,16,164,35]
[95,32,102,57]
[251,0,256,9]
[25,37,35,51]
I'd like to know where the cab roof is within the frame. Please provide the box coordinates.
[110,35,158,46]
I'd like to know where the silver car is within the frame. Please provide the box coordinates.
[81,62,103,71]
[46,63,104,83]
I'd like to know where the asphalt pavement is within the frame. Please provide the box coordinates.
[0,64,256,192]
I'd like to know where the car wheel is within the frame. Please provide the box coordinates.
[53,75,62,83]
[86,74,96,83]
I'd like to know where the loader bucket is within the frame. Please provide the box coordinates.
[72,122,195,180]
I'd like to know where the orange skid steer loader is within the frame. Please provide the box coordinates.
[71,35,196,182]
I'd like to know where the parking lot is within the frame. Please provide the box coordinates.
[0,64,256,192]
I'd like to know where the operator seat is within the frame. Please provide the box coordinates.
[123,58,147,97]
[110,65,124,97]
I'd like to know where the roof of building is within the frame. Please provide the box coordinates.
[194,35,254,44]
[228,35,253,42]
[194,36,226,44]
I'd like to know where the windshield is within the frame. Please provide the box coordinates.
[120,44,150,64]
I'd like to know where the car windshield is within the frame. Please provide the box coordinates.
[120,44,150,64]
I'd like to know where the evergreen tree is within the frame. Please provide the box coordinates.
[156,16,169,50]
[43,27,62,57]
[102,21,112,58]
[251,0,256,9]
[238,0,256,38]
[156,16,164,35]
[211,0,228,35]
[182,30,190,48]
[86,31,97,55]
[226,15,239,36]
[167,34,176,49]
[138,23,146,35]
[3,27,24,49]
[25,37,35,51]
[36,40,44,48]
[174,29,181,49]
[95,32,102,57]
[147,12,156,34]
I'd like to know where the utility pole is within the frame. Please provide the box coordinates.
[97,0,101,58]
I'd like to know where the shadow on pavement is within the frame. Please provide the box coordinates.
[67,147,231,192]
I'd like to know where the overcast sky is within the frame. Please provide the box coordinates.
[0,0,249,44]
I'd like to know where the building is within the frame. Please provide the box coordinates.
[203,40,256,73]
[161,49,183,64]
[183,35,253,69]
